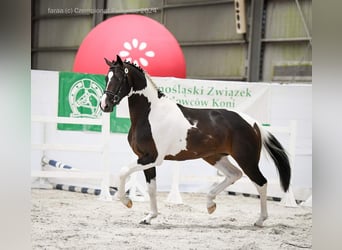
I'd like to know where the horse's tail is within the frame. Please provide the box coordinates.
[258,125,291,192]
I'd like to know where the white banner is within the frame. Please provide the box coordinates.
[117,77,271,124]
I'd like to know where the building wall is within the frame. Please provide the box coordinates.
[32,0,312,82]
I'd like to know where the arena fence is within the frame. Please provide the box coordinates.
[31,115,311,207]
[31,114,113,200]
[31,113,150,201]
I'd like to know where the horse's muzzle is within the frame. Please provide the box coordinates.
[100,93,115,112]
[99,103,113,113]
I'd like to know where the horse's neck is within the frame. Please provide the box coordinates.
[135,74,159,101]
[128,73,161,123]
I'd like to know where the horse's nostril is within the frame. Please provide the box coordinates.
[100,103,108,111]
[113,95,119,102]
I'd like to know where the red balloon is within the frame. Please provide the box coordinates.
[73,14,186,78]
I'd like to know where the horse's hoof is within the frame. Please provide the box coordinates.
[126,199,133,208]
[139,220,151,225]
[254,216,267,227]
[254,220,264,227]
[207,203,216,214]
[254,221,264,227]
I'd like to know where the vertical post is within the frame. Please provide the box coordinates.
[42,121,47,159]
[161,0,166,25]
[31,0,40,69]
[36,120,52,188]
[289,120,298,167]
[166,163,183,204]
[301,194,312,207]
[92,0,105,27]
[98,112,112,201]
[280,120,298,207]
[247,0,265,82]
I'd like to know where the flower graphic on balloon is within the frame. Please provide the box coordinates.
[119,38,155,67]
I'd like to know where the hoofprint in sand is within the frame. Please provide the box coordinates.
[31,189,312,250]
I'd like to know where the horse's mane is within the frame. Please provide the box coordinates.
[124,60,144,74]
[144,73,160,92]
[124,60,163,96]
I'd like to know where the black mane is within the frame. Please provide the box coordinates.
[124,60,145,74]
[123,61,165,98]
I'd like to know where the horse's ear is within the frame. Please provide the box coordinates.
[104,58,113,67]
[116,55,123,66]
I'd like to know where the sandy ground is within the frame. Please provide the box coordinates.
[31,189,312,250]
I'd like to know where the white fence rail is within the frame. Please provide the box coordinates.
[31,114,113,201]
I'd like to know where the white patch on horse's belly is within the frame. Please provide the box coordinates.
[148,99,192,161]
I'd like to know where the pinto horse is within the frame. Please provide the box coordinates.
[100,55,291,227]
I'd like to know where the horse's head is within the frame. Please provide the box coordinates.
[100,55,132,112]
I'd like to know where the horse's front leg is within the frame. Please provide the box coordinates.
[116,164,133,208]
[140,167,158,225]
[116,161,155,209]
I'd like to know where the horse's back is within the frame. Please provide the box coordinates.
[175,104,261,157]
[176,104,255,133]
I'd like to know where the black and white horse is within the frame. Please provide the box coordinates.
[100,55,291,227]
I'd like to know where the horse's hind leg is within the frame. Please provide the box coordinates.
[235,159,268,227]
[253,181,268,227]
[203,155,242,214]
[231,124,268,226]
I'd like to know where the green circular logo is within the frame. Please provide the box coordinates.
[68,79,103,118]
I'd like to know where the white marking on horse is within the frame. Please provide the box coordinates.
[141,179,158,224]
[253,182,268,227]
[106,71,113,86]
[100,71,114,110]
[192,120,198,127]
[207,157,242,213]
[141,75,193,163]
[100,94,107,110]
